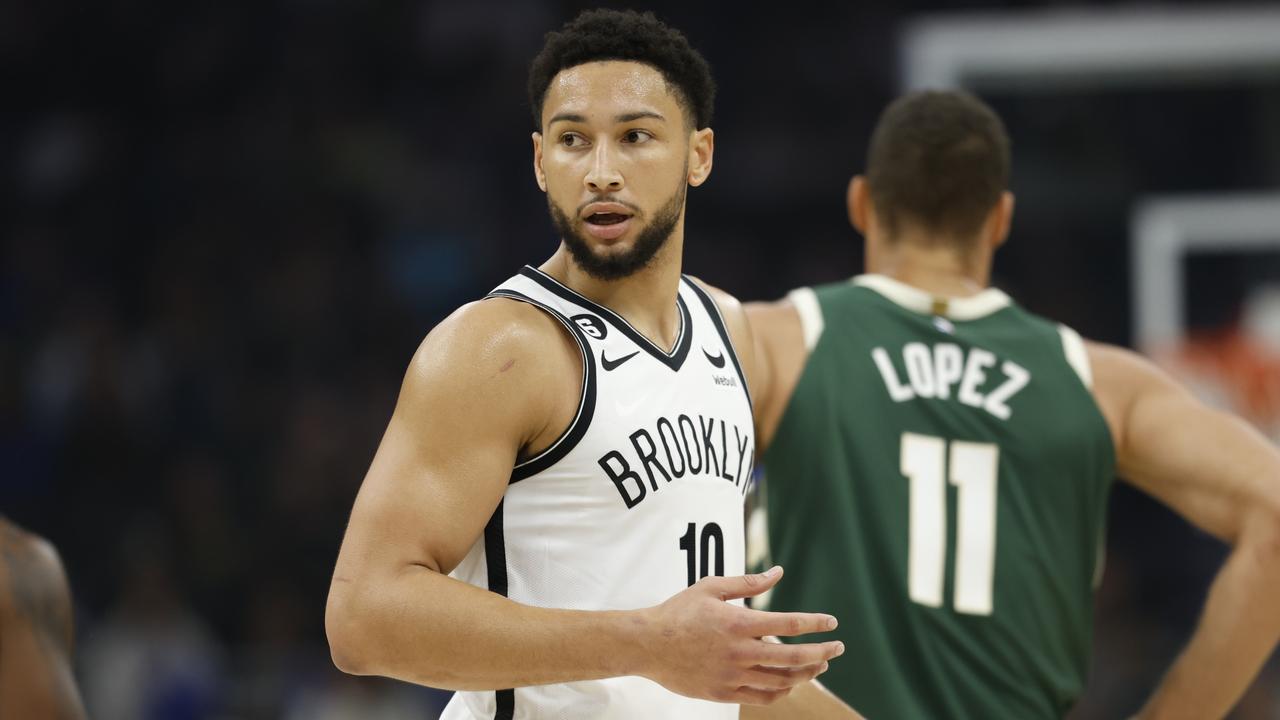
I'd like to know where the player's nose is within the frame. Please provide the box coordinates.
[584,143,623,193]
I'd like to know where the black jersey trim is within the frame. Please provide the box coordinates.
[495,688,514,720]
[682,277,754,411]
[485,288,597,484]
[483,498,508,595]
[519,266,693,371]
[483,500,516,719]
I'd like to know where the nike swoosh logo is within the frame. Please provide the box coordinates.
[602,350,640,371]
[703,347,726,368]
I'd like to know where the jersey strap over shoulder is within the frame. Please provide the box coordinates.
[484,285,599,484]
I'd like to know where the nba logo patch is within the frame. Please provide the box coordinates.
[572,313,608,340]
[933,316,955,334]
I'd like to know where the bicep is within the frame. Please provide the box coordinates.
[1094,344,1280,543]
[744,300,808,452]
[333,308,563,586]
[340,400,519,580]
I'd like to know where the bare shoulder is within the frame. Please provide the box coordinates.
[1086,340,1186,403]
[0,519,67,599]
[684,276,750,346]
[1086,340,1154,372]
[684,275,743,314]
[412,297,576,380]
[744,295,803,343]
[390,297,584,467]
[400,297,580,413]
[0,518,71,628]
[1085,340,1198,449]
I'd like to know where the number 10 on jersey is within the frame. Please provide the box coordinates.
[680,522,724,586]
[901,432,998,616]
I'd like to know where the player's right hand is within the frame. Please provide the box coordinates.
[635,565,845,705]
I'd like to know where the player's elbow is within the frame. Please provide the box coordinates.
[326,623,367,676]
[325,583,374,676]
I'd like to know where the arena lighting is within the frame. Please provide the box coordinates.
[1131,193,1280,352]
[901,6,1280,91]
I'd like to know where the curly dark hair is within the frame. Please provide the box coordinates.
[527,9,715,131]
[866,90,1011,242]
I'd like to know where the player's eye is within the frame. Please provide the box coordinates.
[559,133,587,148]
[622,129,653,144]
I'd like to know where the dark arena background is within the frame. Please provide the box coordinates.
[2,2,1278,718]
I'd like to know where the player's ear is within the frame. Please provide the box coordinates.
[532,131,547,192]
[989,191,1014,249]
[687,127,713,187]
[849,175,871,234]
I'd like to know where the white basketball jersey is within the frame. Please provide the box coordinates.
[441,266,755,720]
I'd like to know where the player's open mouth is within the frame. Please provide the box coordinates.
[587,213,629,225]
[582,204,634,241]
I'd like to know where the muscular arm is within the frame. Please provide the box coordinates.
[0,520,87,720]
[325,299,844,702]
[744,298,809,454]
[1089,343,1280,720]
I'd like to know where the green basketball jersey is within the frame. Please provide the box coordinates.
[760,274,1115,719]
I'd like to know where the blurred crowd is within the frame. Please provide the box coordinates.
[1,1,1277,718]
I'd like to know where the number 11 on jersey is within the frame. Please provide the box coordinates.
[901,432,999,616]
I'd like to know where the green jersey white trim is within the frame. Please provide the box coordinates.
[787,287,825,352]
[852,274,1012,320]
[1058,324,1093,389]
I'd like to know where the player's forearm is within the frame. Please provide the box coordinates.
[1136,509,1280,720]
[325,565,647,690]
[740,677,865,720]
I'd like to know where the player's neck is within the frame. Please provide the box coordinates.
[868,240,991,299]
[542,235,685,352]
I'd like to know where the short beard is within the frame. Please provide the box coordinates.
[550,182,686,281]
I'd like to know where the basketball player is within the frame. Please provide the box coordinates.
[326,10,859,719]
[746,90,1280,719]
[0,516,87,719]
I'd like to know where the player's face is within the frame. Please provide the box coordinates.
[533,61,712,280]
